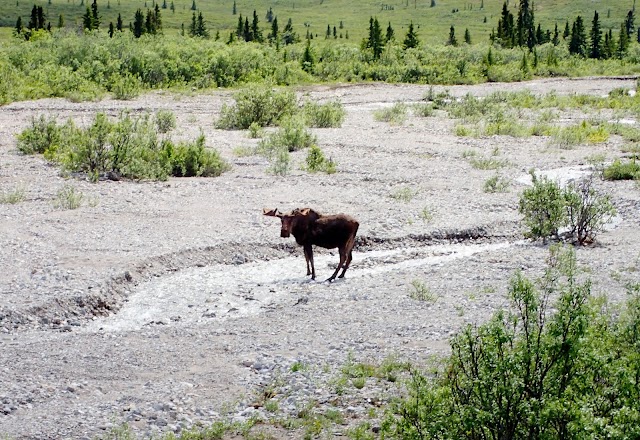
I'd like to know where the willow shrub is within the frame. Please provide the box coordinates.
[18,112,229,181]
[384,246,640,440]
[3,33,640,105]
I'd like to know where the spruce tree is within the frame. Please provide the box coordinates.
[569,16,587,56]
[251,10,263,42]
[368,17,383,59]
[625,9,635,37]
[464,28,471,44]
[563,20,570,39]
[301,39,314,73]
[82,6,93,30]
[232,0,236,15]
[116,13,122,30]
[236,14,243,37]
[15,16,23,35]
[282,17,297,45]
[269,16,278,43]
[552,23,559,45]
[448,25,458,46]
[108,21,114,37]
[196,11,208,37]
[617,22,629,57]
[497,2,515,48]
[386,21,394,42]
[403,21,419,49]
[590,10,602,59]
[190,0,196,11]
[91,0,100,29]
[243,17,251,41]
[516,0,535,49]
[58,14,64,28]
[133,8,144,37]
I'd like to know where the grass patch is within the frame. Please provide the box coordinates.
[409,279,438,302]
[469,156,509,170]
[389,186,417,202]
[484,174,510,193]
[53,184,83,210]
[0,185,26,204]
[374,103,408,125]
[303,101,345,128]
[603,159,640,180]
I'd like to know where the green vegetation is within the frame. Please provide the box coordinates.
[384,246,640,440]
[304,145,336,174]
[302,101,345,128]
[483,173,510,193]
[373,103,408,125]
[389,186,417,202]
[409,279,437,302]
[519,171,615,244]
[604,158,640,180]
[53,183,83,210]
[18,111,229,181]
[0,185,26,204]
[216,84,297,129]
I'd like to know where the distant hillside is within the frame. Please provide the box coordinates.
[2,0,637,44]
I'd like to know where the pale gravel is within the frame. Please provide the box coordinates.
[1,77,640,439]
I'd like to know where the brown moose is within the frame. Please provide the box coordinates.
[263,208,359,282]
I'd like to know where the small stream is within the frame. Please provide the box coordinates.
[86,241,519,332]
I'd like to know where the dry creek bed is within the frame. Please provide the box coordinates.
[1,77,640,439]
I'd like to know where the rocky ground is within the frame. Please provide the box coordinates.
[1,77,640,439]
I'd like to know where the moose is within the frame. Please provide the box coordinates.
[263,207,359,282]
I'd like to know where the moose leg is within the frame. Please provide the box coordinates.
[304,244,315,279]
[338,234,357,278]
[327,246,347,282]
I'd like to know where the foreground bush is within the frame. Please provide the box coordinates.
[18,112,229,181]
[518,171,615,244]
[384,246,640,440]
[216,84,297,129]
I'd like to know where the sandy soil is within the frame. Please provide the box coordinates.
[1,77,640,439]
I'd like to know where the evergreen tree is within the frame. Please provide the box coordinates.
[464,28,471,44]
[617,21,629,57]
[268,16,278,43]
[116,13,122,30]
[569,16,587,56]
[196,11,208,37]
[162,0,166,9]
[58,14,64,28]
[516,0,535,49]
[232,0,236,15]
[448,25,458,45]
[243,17,251,41]
[190,0,195,11]
[281,17,298,45]
[108,21,114,37]
[145,9,154,33]
[301,39,314,73]
[386,21,394,42]
[625,9,635,37]
[333,25,337,38]
[266,7,273,22]
[91,0,100,29]
[133,8,144,37]
[590,10,602,59]
[154,4,162,32]
[403,21,419,49]
[535,23,544,43]
[15,16,23,35]
[603,28,614,59]
[496,2,515,48]
[563,20,570,39]
[236,14,243,38]
[170,2,174,13]
[82,6,93,30]
[552,23,559,45]
[367,17,384,59]
[326,24,330,39]
[251,10,263,42]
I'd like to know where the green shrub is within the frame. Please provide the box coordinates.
[374,103,408,125]
[483,174,510,193]
[54,184,83,210]
[603,159,640,180]
[384,246,640,440]
[518,171,565,241]
[268,146,291,176]
[304,145,336,174]
[412,102,435,117]
[564,175,616,244]
[164,135,230,177]
[155,110,176,134]
[409,279,437,302]
[247,122,264,139]
[17,115,62,155]
[303,101,346,128]
[0,186,26,204]
[109,73,142,100]
[216,84,297,129]
[389,186,417,202]
[258,116,317,153]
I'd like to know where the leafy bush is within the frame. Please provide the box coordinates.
[17,115,62,155]
[603,159,640,180]
[302,101,346,128]
[216,84,297,129]
[258,117,317,153]
[163,135,230,177]
[519,171,615,244]
[564,175,616,245]
[483,174,510,193]
[374,103,408,125]
[384,246,640,440]
[155,110,176,134]
[54,184,83,210]
[518,171,566,241]
[304,145,336,174]
[17,112,229,181]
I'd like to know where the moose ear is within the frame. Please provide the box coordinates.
[263,208,283,218]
